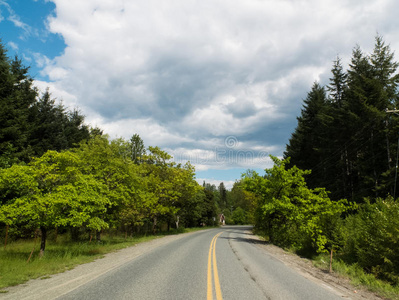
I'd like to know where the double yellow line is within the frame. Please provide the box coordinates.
[207,232,224,300]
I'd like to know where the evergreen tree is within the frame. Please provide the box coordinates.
[130,133,146,164]
[327,56,347,107]
[344,37,399,200]
[29,89,90,157]
[286,36,399,202]
[0,46,37,165]
[285,82,328,189]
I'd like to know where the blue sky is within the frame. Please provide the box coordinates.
[0,0,65,78]
[1,0,399,189]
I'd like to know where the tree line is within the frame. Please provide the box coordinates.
[0,39,253,255]
[0,42,92,168]
[242,36,399,286]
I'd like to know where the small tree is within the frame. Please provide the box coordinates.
[0,151,110,255]
[242,156,349,254]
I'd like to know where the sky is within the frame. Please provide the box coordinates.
[1,0,399,189]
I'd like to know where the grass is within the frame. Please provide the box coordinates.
[0,226,210,291]
[313,253,399,300]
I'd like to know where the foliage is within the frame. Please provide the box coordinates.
[341,197,399,285]
[242,155,349,254]
[0,151,110,251]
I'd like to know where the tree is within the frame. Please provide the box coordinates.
[342,37,399,201]
[141,147,182,232]
[284,82,328,185]
[327,56,348,106]
[242,156,348,254]
[0,40,91,166]
[0,151,110,254]
[228,181,256,224]
[0,44,37,165]
[286,36,399,202]
[73,136,144,238]
[130,133,146,164]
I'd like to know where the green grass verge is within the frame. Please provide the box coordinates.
[0,227,211,291]
[313,254,399,300]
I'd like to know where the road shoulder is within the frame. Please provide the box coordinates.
[246,232,384,300]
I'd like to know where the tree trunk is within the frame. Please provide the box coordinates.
[4,225,9,249]
[152,217,157,234]
[39,226,47,257]
[386,120,392,170]
[175,216,180,229]
[96,230,101,243]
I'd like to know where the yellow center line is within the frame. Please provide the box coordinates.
[207,232,224,300]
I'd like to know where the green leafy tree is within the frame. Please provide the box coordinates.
[73,136,144,238]
[0,151,110,254]
[342,197,399,284]
[243,156,348,254]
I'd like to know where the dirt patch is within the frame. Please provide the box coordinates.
[248,233,386,300]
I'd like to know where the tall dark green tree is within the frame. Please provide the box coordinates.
[0,45,38,166]
[343,37,399,200]
[285,82,328,189]
[0,41,90,166]
[322,57,351,200]
[286,36,399,203]
[29,89,90,157]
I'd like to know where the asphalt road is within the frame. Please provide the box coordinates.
[55,226,343,300]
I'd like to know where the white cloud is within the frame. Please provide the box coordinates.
[33,0,399,179]
[7,41,18,50]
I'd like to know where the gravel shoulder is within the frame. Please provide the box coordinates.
[247,232,385,300]
[1,229,386,300]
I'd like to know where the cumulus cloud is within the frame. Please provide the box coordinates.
[33,0,399,179]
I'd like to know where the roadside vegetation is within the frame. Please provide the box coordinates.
[242,36,399,299]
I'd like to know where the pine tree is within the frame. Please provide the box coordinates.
[285,82,328,188]
[0,43,38,166]
[130,133,146,164]
[29,89,90,157]
[323,57,351,200]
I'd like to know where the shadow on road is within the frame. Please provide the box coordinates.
[219,236,267,245]
[217,226,268,246]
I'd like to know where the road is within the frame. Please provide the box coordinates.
[53,226,343,300]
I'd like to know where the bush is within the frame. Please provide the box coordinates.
[342,197,399,285]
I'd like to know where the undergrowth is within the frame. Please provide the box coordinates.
[313,253,399,300]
